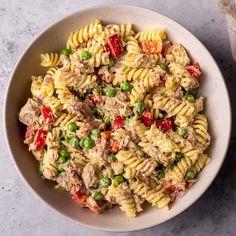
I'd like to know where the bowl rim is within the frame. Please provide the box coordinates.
[3,4,232,232]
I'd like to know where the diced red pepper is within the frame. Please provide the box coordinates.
[158,75,166,87]
[88,94,102,106]
[156,117,173,132]
[34,129,48,150]
[107,34,123,58]
[110,140,119,153]
[41,107,55,124]
[141,40,161,54]
[162,43,172,56]
[112,116,124,130]
[141,111,153,127]
[186,63,201,78]
[72,191,89,208]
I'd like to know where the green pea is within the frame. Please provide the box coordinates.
[59,149,70,159]
[186,94,195,103]
[134,102,145,116]
[93,86,102,94]
[91,128,101,138]
[186,170,194,179]
[64,135,71,142]
[113,175,124,184]
[120,82,132,91]
[69,137,79,147]
[57,156,67,164]
[125,116,134,124]
[103,116,111,125]
[103,87,116,97]
[84,137,95,149]
[160,110,168,119]
[175,152,183,160]
[110,153,117,161]
[107,60,114,68]
[67,122,77,132]
[92,191,104,200]
[79,138,85,148]
[158,170,165,179]
[159,63,168,70]
[188,88,198,96]
[176,127,188,138]
[99,177,111,187]
[124,65,129,69]
[38,163,44,175]
[57,165,65,173]
[81,50,91,60]
[60,48,71,56]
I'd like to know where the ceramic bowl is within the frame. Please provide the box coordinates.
[4,5,231,232]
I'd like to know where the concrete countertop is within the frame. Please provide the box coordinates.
[0,0,235,235]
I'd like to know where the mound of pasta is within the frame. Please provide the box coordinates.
[19,19,211,217]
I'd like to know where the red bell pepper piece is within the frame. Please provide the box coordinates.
[112,116,124,130]
[107,34,123,58]
[34,129,48,150]
[141,111,153,127]
[156,117,173,132]
[186,63,201,78]
[41,107,54,124]
[72,191,89,208]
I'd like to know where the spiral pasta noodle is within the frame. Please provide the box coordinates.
[108,182,137,217]
[116,150,157,176]
[135,28,166,41]
[192,114,211,150]
[153,94,203,121]
[66,19,103,50]
[40,53,61,68]
[129,179,171,210]
[190,154,211,177]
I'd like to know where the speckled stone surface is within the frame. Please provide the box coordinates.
[0,0,235,235]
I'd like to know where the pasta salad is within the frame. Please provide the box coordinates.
[19,19,211,217]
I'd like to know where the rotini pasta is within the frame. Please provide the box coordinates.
[19,20,211,217]
[40,53,61,68]
[116,150,157,176]
[192,114,211,150]
[129,179,171,210]
[107,182,137,217]
[66,19,103,50]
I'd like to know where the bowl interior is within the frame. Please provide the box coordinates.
[4,5,231,232]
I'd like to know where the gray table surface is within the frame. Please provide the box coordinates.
[1,0,236,235]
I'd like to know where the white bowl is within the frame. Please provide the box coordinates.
[4,5,231,232]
